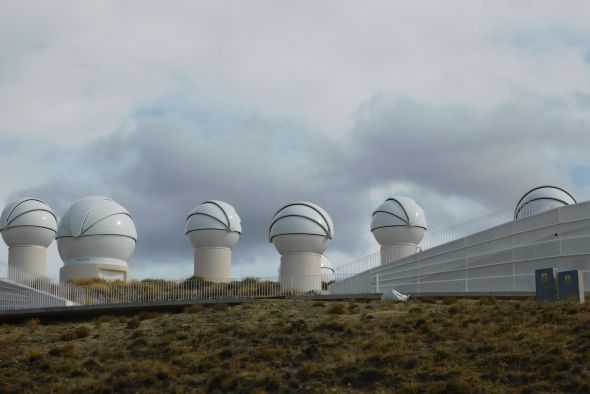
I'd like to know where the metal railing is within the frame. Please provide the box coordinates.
[419,207,514,250]
[420,202,556,250]
[0,262,348,311]
[333,203,553,278]
[0,263,87,308]
[333,251,381,278]
[0,203,561,311]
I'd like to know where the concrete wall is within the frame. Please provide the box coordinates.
[327,270,372,294]
[330,201,590,295]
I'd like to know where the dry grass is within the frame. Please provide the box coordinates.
[68,276,282,303]
[328,303,346,315]
[183,304,205,314]
[59,326,91,341]
[0,298,589,393]
[126,318,141,330]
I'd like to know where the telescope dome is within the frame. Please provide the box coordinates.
[515,186,576,219]
[185,200,241,249]
[371,197,427,246]
[321,255,335,282]
[321,255,334,274]
[1,198,57,248]
[269,202,333,255]
[57,196,137,266]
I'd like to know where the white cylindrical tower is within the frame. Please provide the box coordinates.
[185,200,241,283]
[515,186,576,220]
[57,196,137,283]
[0,198,57,276]
[269,202,333,292]
[371,197,427,265]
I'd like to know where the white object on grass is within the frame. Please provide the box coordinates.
[381,289,409,302]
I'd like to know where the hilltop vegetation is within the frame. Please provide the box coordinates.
[0,298,589,393]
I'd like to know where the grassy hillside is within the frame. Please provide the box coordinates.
[0,298,589,393]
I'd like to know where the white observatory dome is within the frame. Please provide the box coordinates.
[515,186,576,220]
[320,255,335,282]
[371,197,427,246]
[185,200,241,248]
[57,196,137,267]
[269,201,334,255]
[1,198,57,248]
[185,200,241,282]
[321,255,334,274]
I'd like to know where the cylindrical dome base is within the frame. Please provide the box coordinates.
[279,253,322,292]
[380,244,419,265]
[194,247,231,283]
[8,246,47,277]
[60,262,130,283]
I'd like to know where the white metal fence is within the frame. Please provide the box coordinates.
[0,263,88,308]
[0,204,557,311]
[419,203,555,250]
[0,262,348,311]
[333,251,381,278]
[333,204,551,278]
[332,208,516,278]
[419,207,514,250]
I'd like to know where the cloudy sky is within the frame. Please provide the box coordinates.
[1,1,590,279]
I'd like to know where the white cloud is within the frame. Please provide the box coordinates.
[2,1,590,279]
[2,2,590,146]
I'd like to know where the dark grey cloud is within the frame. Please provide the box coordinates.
[88,112,368,263]
[340,94,590,206]
[11,93,590,278]
[14,104,374,277]
[3,2,590,279]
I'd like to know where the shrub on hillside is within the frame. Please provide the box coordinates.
[136,311,159,321]
[26,319,40,333]
[48,344,75,357]
[96,315,115,324]
[70,278,108,287]
[419,297,438,304]
[479,296,497,306]
[409,307,422,314]
[126,318,141,329]
[328,303,346,315]
[212,303,228,311]
[183,304,205,314]
[27,351,44,364]
[60,326,91,341]
[448,305,461,315]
